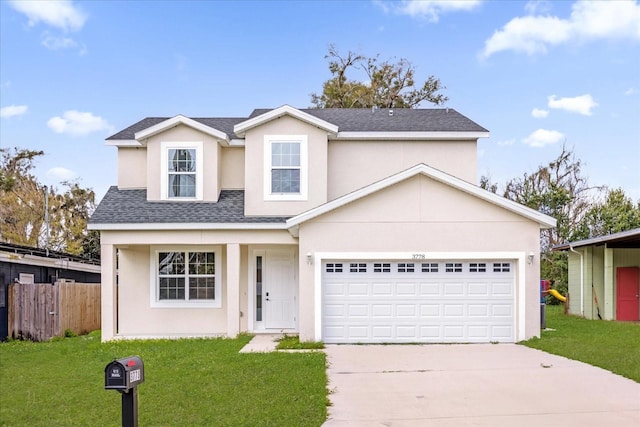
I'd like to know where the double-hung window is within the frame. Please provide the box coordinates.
[161,141,203,200]
[152,247,221,307]
[264,135,307,200]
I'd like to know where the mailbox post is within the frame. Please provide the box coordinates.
[105,356,144,427]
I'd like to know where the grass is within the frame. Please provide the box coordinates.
[521,305,640,382]
[0,332,328,426]
[276,335,325,350]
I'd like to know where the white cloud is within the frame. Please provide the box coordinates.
[523,129,565,147]
[0,104,28,118]
[547,94,598,115]
[47,167,77,181]
[497,138,516,146]
[41,33,77,50]
[524,0,552,15]
[625,87,638,96]
[8,0,87,32]
[531,108,549,118]
[47,110,112,136]
[481,0,640,58]
[382,0,482,23]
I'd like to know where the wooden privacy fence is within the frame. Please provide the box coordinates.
[8,281,101,341]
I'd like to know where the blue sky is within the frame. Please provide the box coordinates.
[1,0,639,203]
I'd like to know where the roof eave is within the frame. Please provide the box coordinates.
[332,131,490,141]
[88,222,289,231]
[134,115,230,145]
[234,105,339,137]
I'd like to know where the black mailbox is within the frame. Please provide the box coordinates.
[105,356,144,392]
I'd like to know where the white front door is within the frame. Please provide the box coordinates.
[264,249,296,329]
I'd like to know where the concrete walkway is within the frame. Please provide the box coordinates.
[239,334,282,353]
[324,344,640,426]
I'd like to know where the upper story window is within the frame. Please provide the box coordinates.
[264,135,307,201]
[161,141,203,200]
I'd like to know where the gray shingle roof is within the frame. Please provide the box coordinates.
[90,187,289,225]
[106,117,246,140]
[251,108,489,133]
[106,108,487,140]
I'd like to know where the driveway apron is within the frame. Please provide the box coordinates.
[323,344,640,426]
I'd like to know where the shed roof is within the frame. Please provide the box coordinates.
[554,228,640,250]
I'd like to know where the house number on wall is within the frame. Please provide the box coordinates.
[412,254,426,259]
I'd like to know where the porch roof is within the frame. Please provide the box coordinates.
[554,228,640,250]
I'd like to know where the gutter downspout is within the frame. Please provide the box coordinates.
[569,245,584,317]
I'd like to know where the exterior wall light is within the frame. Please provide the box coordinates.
[306,253,313,265]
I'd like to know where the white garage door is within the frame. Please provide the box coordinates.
[322,260,515,343]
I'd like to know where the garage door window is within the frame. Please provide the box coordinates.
[374,263,391,273]
[397,263,415,273]
[326,263,343,273]
[470,263,487,272]
[446,263,463,272]
[493,263,511,272]
[350,263,367,273]
[421,263,439,272]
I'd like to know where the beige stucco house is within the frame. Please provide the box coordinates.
[555,228,640,321]
[89,105,556,343]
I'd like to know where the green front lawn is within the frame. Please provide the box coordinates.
[522,305,640,383]
[0,332,327,426]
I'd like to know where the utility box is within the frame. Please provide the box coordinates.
[105,356,144,392]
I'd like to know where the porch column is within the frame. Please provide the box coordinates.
[101,244,117,342]
[603,244,615,320]
[226,243,240,338]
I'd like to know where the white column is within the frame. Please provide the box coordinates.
[101,244,117,341]
[226,243,240,338]
[603,245,615,320]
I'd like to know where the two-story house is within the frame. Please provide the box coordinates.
[89,105,556,343]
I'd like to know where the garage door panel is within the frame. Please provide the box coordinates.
[396,326,418,338]
[420,283,441,295]
[325,283,346,296]
[491,282,513,296]
[491,325,513,339]
[443,325,464,338]
[372,283,393,296]
[348,304,369,317]
[420,325,441,338]
[468,325,490,339]
[443,304,465,317]
[324,304,346,317]
[396,283,418,295]
[468,304,489,317]
[372,304,393,317]
[348,283,369,296]
[396,304,417,317]
[468,282,489,295]
[372,325,392,338]
[323,260,515,343]
[444,283,465,296]
[492,304,513,317]
[420,304,440,316]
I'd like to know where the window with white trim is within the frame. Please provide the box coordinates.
[161,141,203,200]
[264,135,308,200]
[152,248,221,307]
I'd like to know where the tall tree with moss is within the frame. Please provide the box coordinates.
[311,44,448,109]
[0,147,99,259]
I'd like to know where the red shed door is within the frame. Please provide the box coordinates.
[616,267,639,321]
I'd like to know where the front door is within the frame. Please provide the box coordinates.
[617,267,639,321]
[263,249,296,329]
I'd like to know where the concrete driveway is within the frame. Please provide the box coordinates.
[324,344,640,426]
